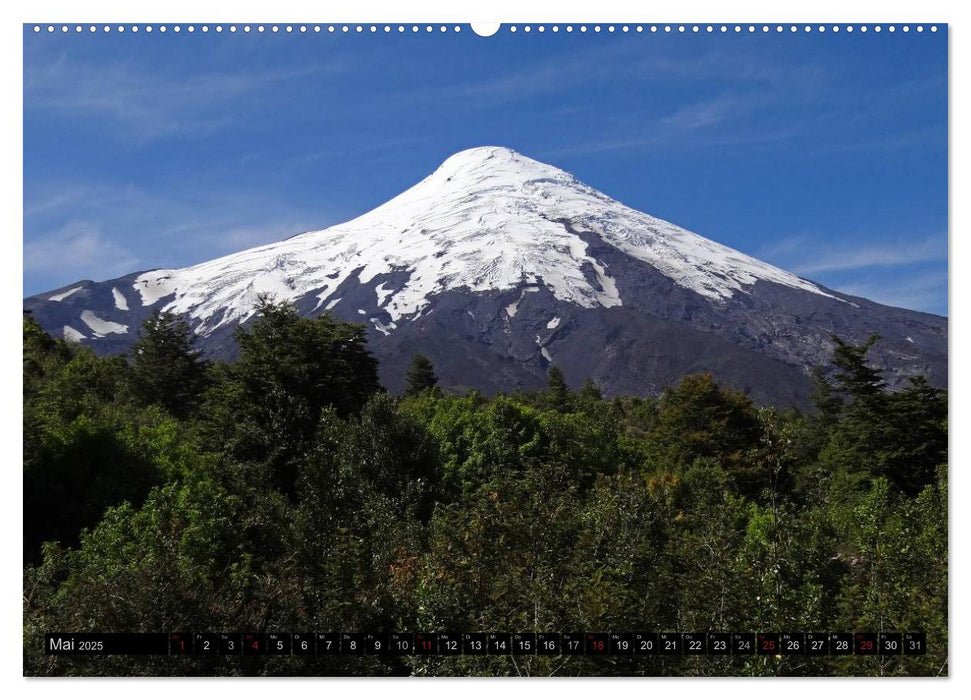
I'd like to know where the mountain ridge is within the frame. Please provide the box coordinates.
[24,146,947,407]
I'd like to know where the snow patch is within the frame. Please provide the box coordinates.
[111,287,129,311]
[547,316,561,330]
[325,297,341,311]
[370,318,397,336]
[79,310,128,338]
[375,282,395,306]
[49,286,83,302]
[906,336,914,343]
[541,347,552,362]
[63,325,85,342]
[357,308,366,316]
[505,286,539,318]
[311,285,331,311]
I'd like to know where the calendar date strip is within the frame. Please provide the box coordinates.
[45,632,926,656]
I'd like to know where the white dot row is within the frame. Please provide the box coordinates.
[509,24,938,33]
[31,24,940,35]
[31,24,466,34]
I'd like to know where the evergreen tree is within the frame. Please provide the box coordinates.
[579,377,603,402]
[879,376,947,495]
[830,333,886,406]
[655,373,762,463]
[404,354,438,396]
[201,296,381,493]
[810,365,842,422]
[546,365,571,411]
[129,311,209,418]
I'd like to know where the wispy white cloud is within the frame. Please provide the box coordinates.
[761,234,946,275]
[541,94,796,157]
[425,41,824,110]
[757,233,947,314]
[23,182,338,294]
[24,52,339,140]
[837,271,948,315]
[24,221,142,283]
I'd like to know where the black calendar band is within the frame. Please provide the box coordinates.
[44,632,926,656]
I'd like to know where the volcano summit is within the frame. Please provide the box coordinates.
[24,146,947,406]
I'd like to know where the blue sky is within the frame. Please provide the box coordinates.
[23,25,947,315]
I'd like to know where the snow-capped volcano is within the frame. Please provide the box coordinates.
[25,146,946,407]
[132,146,835,335]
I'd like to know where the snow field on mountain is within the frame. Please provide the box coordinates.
[131,146,839,337]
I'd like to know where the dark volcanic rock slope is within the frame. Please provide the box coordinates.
[24,147,947,408]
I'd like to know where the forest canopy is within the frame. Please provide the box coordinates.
[22,300,947,677]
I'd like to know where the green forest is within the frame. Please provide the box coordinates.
[22,299,948,676]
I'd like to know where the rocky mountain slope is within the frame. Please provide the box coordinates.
[24,146,947,407]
